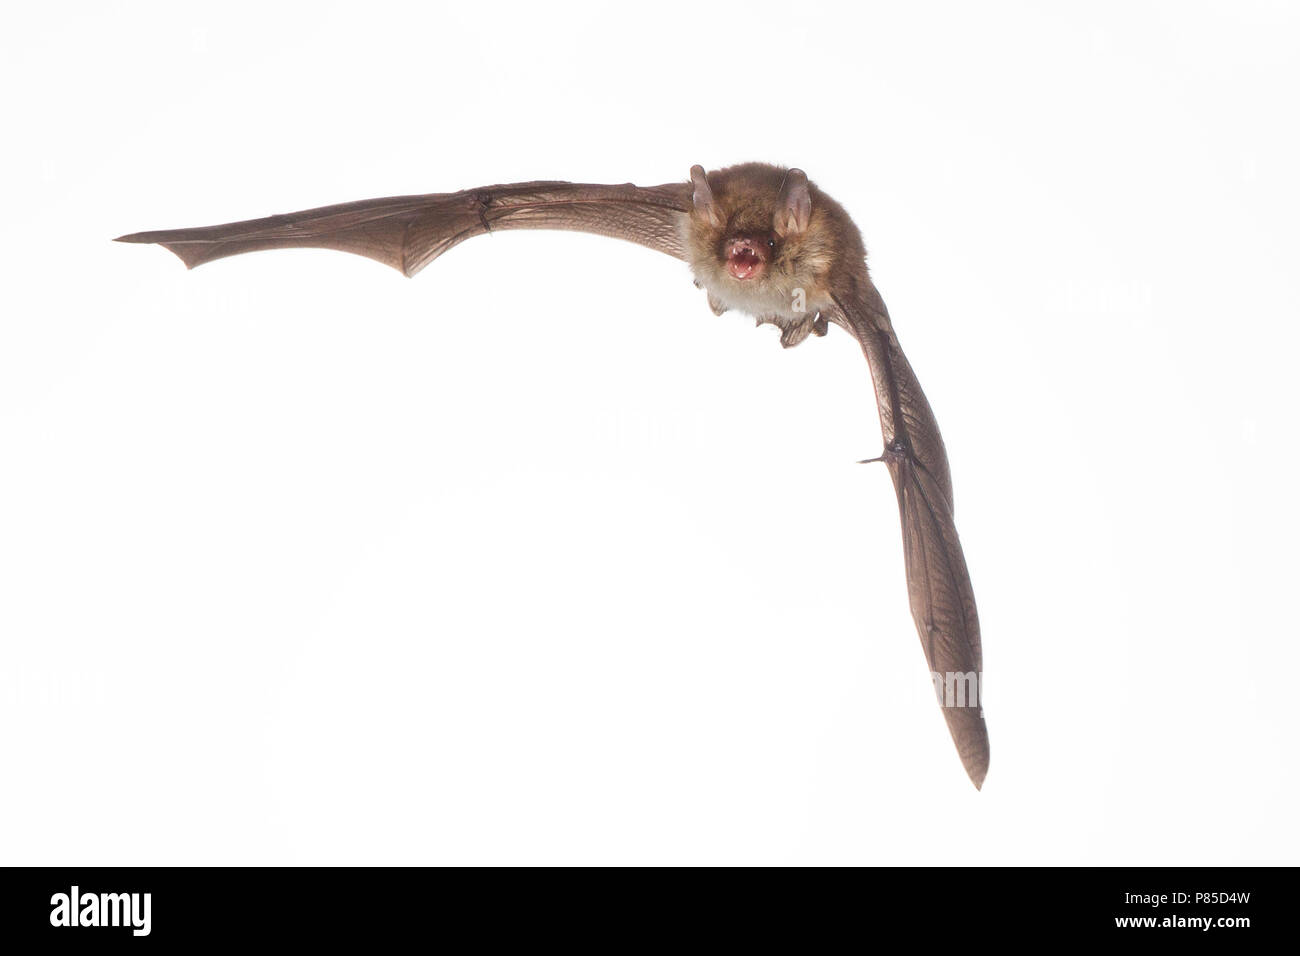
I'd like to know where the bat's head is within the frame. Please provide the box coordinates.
[683,163,841,321]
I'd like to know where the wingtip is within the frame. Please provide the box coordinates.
[112,230,164,246]
[114,233,200,269]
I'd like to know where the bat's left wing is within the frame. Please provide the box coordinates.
[116,180,693,276]
[825,279,990,789]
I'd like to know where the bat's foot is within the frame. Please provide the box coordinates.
[707,292,729,316]
[777,311,827,349]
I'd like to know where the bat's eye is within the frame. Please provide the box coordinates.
[767,239,776,248]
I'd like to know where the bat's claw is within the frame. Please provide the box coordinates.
[471,191,494,233]
[858,439,908,465]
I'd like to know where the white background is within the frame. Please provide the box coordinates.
[3,1,1297,865]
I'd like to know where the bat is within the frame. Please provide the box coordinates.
[117,163,990,789]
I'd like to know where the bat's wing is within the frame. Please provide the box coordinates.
[826,280,989,789]
[115,181,693,276]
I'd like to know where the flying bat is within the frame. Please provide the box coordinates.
[117,163,990,789]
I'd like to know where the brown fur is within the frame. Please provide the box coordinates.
[681,163,869,345]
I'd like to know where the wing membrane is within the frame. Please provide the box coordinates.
[116,181,693,276]
[830,283,989,788]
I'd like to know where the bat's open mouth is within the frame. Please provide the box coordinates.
[727,238,767,280]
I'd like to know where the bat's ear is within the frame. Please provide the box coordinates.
[690,165,724,229]
[774,168,812,237]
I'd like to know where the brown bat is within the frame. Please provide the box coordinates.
[117,163,990,789]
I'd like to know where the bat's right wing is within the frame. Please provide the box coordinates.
[826,278,990,789]
[115,180,693,276]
